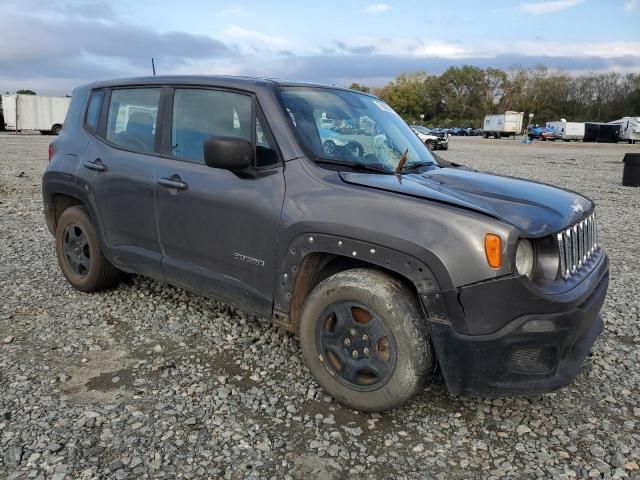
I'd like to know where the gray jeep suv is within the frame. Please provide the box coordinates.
[43,76,609,412]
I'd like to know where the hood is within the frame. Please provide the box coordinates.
[339,167,593,236]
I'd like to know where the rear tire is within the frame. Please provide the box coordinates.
[299,269,433,412]
[55,206,120,292]
[51,124,62,135]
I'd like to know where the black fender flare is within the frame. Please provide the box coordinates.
[272,233,454,331]
[42,173,110,255]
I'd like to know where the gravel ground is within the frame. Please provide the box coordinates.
[1,132,639,480]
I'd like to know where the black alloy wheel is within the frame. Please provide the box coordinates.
[62,223,91,277]
[316,301,396,391]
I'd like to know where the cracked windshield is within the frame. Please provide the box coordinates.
[278,87,437,173]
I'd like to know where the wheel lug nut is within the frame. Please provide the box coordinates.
[351,350,358,359]
[363,347,370,356]
[343,338,351,347]
[349,328,357,336]
[362,334,368,341]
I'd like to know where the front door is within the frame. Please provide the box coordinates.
[155,87,285,316]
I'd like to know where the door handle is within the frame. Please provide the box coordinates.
[158,176,188,190]
[83,158,107,172]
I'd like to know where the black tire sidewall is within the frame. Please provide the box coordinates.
[55,206,106,292]
[299,269,432,412]
[323,140,335,155]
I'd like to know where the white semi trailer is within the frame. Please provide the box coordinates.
[482,111,524,138]
[546,119,585,141]
[1,94,71,135]
[608,117,640,144]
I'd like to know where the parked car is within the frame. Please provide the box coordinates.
[330,124,358,135]
[409,125,449,150]
[319,127,364,157]
[43,76,609,412]
[528,126,558,141]
[541,129,559,141]
[450,127,470,136]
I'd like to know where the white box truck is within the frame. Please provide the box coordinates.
[608,117,640,144]
[546,119,585,141]
[482,111,524,138]
[1,94,71,135]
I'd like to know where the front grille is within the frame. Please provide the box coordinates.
[557,213,598,280]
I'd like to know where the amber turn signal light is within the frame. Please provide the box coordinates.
[484,234,502,268]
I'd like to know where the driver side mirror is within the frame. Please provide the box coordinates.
[204,136,253,170]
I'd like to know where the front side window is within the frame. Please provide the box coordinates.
[171,89,252,163]
[106,88,160,154]
[85,90,104,131]
[277,87,437,173]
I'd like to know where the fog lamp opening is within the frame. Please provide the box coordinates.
[521,318,556,333]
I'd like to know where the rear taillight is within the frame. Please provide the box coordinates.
[48,144,54,162]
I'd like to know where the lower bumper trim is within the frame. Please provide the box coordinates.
[428,272,608,396]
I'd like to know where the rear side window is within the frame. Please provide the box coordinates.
[171,89,252,163]
[85,90,103,131]
[106,88,161,154]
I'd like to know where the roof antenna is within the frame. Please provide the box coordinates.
[151,57,156,76]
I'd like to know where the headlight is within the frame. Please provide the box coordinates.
[515,239,535,278]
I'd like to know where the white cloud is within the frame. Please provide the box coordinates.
[520,0,582,15]
[412,42,469,58]
[624,0,639,11]
[224,25,288,49]
[510,40,640,58]
[221,5,245,15]
[337,35,640,60]
[363,3,390,13]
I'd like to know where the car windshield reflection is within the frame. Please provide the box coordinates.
[277,87,438,173]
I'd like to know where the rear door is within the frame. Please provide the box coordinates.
[77,87,164,278]
[155,86,285,315]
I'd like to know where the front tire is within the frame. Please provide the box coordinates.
[323,140,336,156]
[55,206,120,292]
[299,269,433,412]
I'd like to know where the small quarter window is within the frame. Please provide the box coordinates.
[106,88,161,154]
[256,116,279,167]
[85,90,104,131]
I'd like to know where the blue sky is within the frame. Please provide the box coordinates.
[1,0,639,95]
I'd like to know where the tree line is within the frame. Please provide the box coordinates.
[350,66,640,128]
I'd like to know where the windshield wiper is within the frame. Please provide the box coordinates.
[316,158,392,174]
[400,161,438,172]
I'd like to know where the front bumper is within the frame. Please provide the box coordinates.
[435,138,448,149]
[425,252,608,396]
